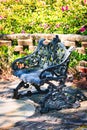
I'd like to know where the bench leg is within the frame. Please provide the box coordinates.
[13,81,24,99]
[13,82,49,99]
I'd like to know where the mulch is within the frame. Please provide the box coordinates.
[73,78,87,89]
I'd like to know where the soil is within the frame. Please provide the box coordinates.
[73,78,87,89]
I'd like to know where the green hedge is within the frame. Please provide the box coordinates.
[0,0,87,34]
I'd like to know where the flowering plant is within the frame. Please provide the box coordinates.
[0,0,87,34]
[77,25,87,35]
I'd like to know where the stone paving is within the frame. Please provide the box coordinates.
[0,78,87,130]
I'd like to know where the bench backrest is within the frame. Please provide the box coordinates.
[35,35,67,69]
[12,35,73,72]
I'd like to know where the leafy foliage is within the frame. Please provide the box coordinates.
[70,51,87,67]
[0,44,32,74]
[0,0,87,34]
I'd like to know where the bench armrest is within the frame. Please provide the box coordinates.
[40,46,75,79]
[11,52,39,71]
[12,38,46,71]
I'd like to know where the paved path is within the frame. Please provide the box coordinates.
[0,79,37,129]
[0,79,87,130]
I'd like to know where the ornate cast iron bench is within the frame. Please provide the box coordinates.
[12,35,87,113]
[12,35,74,99]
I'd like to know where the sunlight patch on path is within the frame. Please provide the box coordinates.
[0,99,36,129]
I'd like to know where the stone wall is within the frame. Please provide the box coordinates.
[0,34,87,54]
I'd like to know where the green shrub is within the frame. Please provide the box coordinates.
[69,51,87,68]
[0,44,32,75]
[0,0,87,34]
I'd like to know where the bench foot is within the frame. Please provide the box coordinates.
[12,81,25,99]
[13,89,49,99]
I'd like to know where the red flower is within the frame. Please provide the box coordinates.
[66,6,68,11]
[84,0,87,4]
[61,6,69,11]
[79,27,86,32]
[62,6,65,11]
